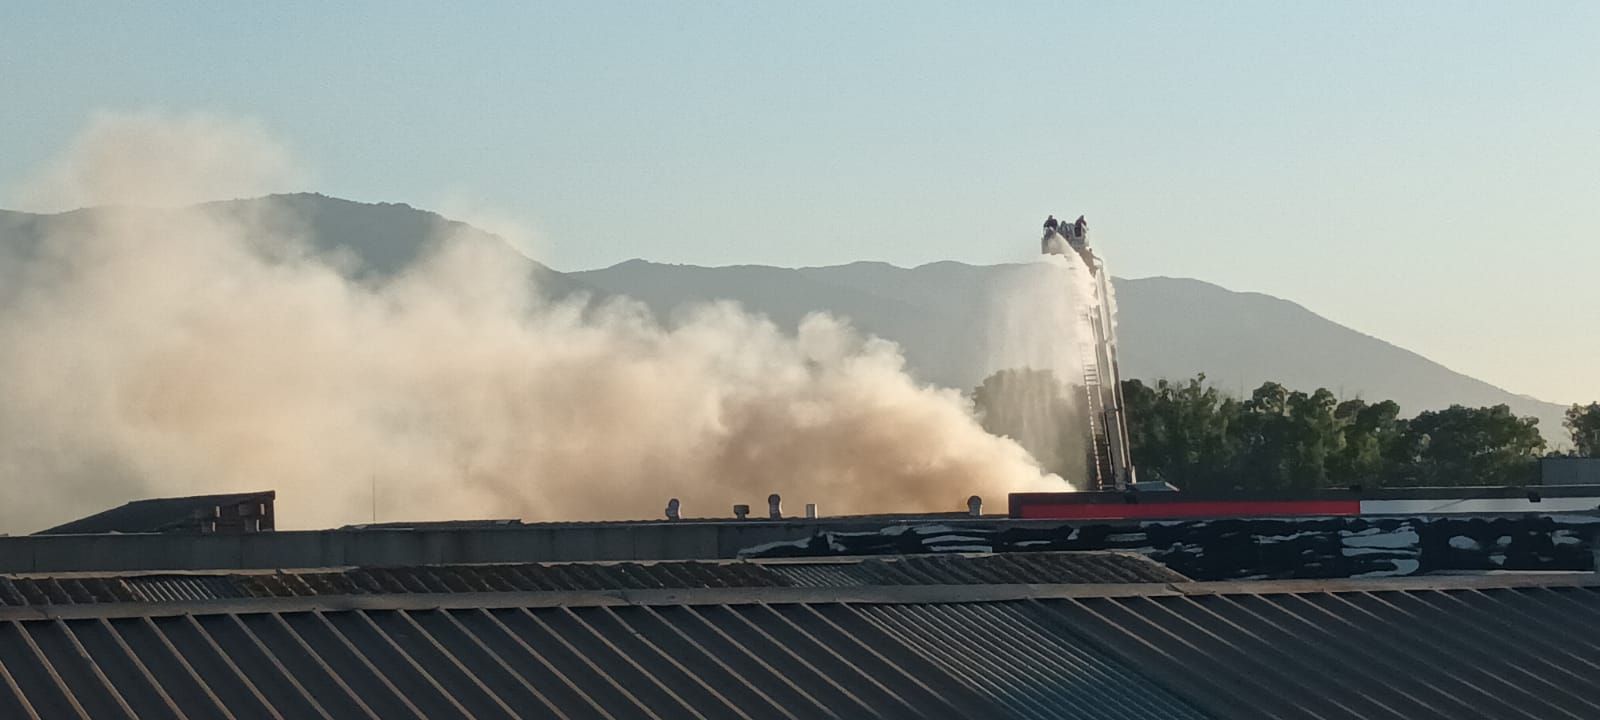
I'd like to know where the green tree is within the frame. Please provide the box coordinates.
[1564,403,1600,456]
[1037,373,1548,492]
[1282,388,1342,490]
[1120,375,1239,491]
[1227,383,1346,491]
[1389,404,1545,486]
[1327,399,1402,486]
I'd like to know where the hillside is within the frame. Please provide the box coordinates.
[1,194,1569,442]
[574,263,1570,444]
[0,194,586,298]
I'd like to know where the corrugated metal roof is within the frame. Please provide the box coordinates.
[0,551,1187,606]
[845,601,1203,719]
[0,575,1596,719]
[1051,582,1600,720]
[0,601,1208,719]
[768,552,1184,587]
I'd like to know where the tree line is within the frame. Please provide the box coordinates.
[973,370,1600,491]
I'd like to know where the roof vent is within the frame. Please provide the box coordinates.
[665,498,681,520]
[768,493,783,520]
[733,504,750,520]
[967,495,983,517]
[805,503,818,519]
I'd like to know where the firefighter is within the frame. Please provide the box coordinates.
[1044,215,1059,232]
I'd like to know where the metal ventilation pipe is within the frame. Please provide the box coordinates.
[665,498,681,520]
[967,495,983,517]
[768,493,783,520]
[733,504,750,520]
[805,503,818,519]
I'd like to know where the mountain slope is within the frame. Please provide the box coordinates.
[1,194,1568,442]
[577,260,1570,442]
[0,194,588,299]
[1111,276,1564,429]
[571,260,977,387]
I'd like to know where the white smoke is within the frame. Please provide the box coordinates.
[0,112,1059,532]
[16,110,305,213]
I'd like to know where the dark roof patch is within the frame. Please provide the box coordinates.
[36,491,276,535]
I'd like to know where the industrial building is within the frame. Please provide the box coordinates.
[9,486,1600,582]
[1543,457,1600,486]
[0,487,1597,719]
[0,552,1596,719]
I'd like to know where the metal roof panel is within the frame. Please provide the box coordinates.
[0,551,1187,606]
[0,573,1596,719]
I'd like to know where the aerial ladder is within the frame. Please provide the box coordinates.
[1043,216,1136,491]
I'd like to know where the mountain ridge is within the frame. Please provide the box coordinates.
[576,259,1570,444]
[0,194,1570,444]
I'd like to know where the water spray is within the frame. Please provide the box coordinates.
[1041,216,1136,490]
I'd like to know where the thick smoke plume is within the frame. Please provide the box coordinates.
[0,113,1058,532]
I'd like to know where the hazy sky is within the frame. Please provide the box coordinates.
[3,2,1597,404]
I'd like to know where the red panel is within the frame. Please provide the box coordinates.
[1016,500,1361,520]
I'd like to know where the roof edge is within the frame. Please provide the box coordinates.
[2,573,1595,622]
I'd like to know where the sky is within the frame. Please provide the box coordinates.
[2,1,1597,404]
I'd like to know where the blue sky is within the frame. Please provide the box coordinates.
[3,2,1598,403]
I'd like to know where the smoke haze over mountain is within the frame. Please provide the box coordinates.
[15,111,304,214]
[574,263,1573,447]
[0,113,1060,532]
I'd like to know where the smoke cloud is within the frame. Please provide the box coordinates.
[0,113,1058,532]
[16,111,304,213]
